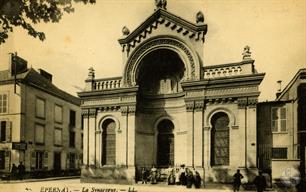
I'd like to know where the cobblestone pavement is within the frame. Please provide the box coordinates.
[0,178,280,192]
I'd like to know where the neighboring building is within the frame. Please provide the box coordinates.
[78,1,265,183]
[0,55,82,178]
[257,68,306,180]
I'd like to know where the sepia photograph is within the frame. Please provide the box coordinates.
[0,0,305,191]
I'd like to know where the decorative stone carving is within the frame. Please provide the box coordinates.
[155,0,167,10]
[83,98,120,106]
[124,37,196,87]
[237,98,248,109]
[88,108,97,117]
[248,97,258,108]
[186,90,203,98]
[242,45,252,60]
[194,100,204,111]
[120,106,128,116]
[81,108,97,117]
[128,105,136,114]
[122,26,130,36]
[87,67,95,80]
[121,96,136,102]
[185,101,194,112]
[98,106,120,112]
[120,105,136,115]
[196,11,204,24]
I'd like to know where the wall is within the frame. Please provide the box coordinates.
[0,83,22,172]
[23,83,82,172]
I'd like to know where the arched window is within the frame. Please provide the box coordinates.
[157,119,174,167]
[211,112,230,166]
[102,119,116,165]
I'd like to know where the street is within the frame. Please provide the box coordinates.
[0,178,279,192]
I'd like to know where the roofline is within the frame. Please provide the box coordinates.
[276,68,306,101]
[26,81,81,106]
[203,60,255,69]
[257,100,293,104]
[118,8,207,45]
[0,71,80,106]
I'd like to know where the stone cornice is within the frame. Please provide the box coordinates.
[182,73,265,90]
[78,86,138,98]
[118,9,207,46]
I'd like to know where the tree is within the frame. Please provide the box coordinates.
[0,0,95,44]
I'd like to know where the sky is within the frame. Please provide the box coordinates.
[0,0,305,101]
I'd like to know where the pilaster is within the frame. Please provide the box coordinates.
[203,126,211,167]
[88,108,97,166]
[185,101,194,166]
[81,108,97,167]
[247,98,257,168]
[194,100,204,167]
[121,105,136,167]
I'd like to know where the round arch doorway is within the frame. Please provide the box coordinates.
[157,119,174,167]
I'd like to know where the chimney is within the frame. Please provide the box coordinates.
[276,80,282,98]
[38,69,52,82]
[10,54,28,76]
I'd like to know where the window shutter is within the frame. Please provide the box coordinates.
[6,121,12,142]
[66,153,70,169]
[44,152,48,169]
[5,151,10,171]
[31,152,36,170]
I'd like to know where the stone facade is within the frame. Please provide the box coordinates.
[78,2,265,183]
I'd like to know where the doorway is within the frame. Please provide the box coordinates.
[157,119,174,167]
[53,152,61,175]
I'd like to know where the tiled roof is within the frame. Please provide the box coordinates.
[0,68,80,106]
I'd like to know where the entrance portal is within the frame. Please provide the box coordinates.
[157,119,174,167]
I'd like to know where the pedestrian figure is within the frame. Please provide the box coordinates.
[10,163,18,180]
[17,162,25,180]
[168,168,175,185]
[175,168,180,185]
[179,165,187,185]
[186,168,194,188]
[141,167,147,184]
[150,165,157,184]
[194,171,202,188]
[233,169,244,192]
[253,171,266,192]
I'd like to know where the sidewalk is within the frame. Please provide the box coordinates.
[0,175,80,183]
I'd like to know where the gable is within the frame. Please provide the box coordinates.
[118,8,207,52]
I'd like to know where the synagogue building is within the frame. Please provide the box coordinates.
[78,1,265,183]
